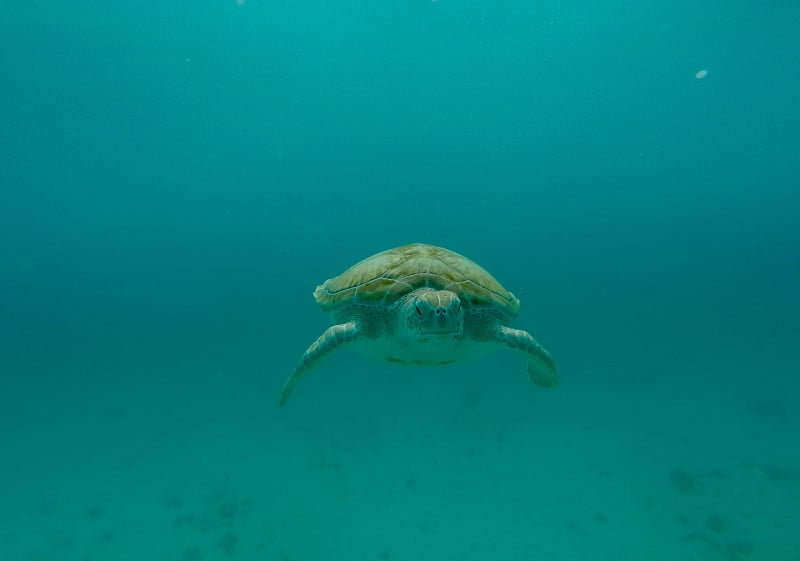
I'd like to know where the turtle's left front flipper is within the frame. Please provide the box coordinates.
[280,322,361,407]
[496,326,558,388]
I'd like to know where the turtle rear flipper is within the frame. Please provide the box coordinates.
[280,322,361,406]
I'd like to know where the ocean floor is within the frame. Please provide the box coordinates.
[2,352,799,561]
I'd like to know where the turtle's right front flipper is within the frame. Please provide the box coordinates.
[279,322,361,407]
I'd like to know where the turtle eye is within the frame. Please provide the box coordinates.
[415,305,422,316]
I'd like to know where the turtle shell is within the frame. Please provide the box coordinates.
[313,243,520,317]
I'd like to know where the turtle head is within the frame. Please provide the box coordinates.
[403,289,464,338]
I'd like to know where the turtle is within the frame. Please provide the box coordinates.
[279,243,558,406]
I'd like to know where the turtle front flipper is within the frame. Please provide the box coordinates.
[496,326,558,388]
[280,322,361,407]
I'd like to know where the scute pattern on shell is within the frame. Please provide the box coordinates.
[313,243,520,317]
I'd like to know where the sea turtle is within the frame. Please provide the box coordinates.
[279,243,558,406]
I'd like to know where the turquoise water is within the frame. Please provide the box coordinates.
[2,1,799,559]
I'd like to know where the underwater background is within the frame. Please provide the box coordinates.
[1,1,799,559]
